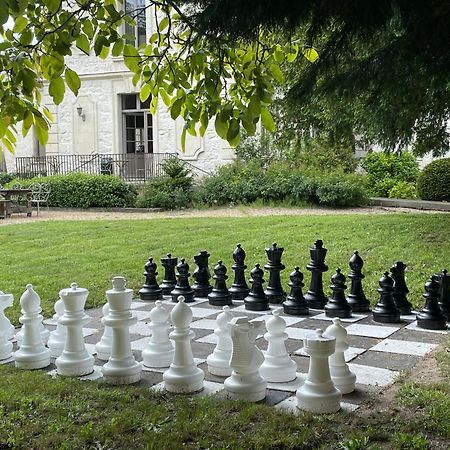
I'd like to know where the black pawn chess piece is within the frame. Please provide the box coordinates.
[390,261,412,315]
[160,254,178,295]
[139,257,163,301]
[372,272,401,323]
[436,269,450,321]
[229,244,250,300]
[416,275,447,330]
[192,250,213,298]
[325,268,352,318]
[304,240,329,309]
[346,251,370,312]
[171,258,195,303]
[208,261,232,306]
[283,267,309,315]
[264,243,286,304]
[244,264,270,311]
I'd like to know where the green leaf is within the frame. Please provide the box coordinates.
[261,108,276,132]
[149,96,158,115]
[48,76,65,105]
[1,137,14,154]
[123,44,140,72]
[247,96,261,119]
[43,0,62,14]
[23,110,34,131]
[76,34,90,55]
[158,17,169,32]
[181,128,186,152]
[159,89,171,107]
[140,84,152,103]
[65,68,81,96]
[302,47,319,63]
[111,39,124,57]
[82,19,95,39]
[226,118,240,141]
[19,30,33,46]
[94,35,108,56]
[34,116,49,145]
[170,98,184,120]
[269,63,284,83]
[13,16,28,33]
[214,114,228,140]
[43,108,54,122]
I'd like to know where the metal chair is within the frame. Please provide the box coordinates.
[31,182,51,216]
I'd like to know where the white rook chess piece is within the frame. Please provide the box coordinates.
[163,296,204,393]
[142,300,174,368]
[101,277,142,384]
[47,297,67,358]
[207,305,233,376]
[324,317,356,394]
[95,303,113,361]
[260,308,297,382]
[13,284,51,369]
[224,317,267,402]
[0,291,14,360]
[55,283,94,377]
[296,329,341,413]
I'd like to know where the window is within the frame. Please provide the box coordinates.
[124,0,147,46]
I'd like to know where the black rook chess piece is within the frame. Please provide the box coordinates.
[436,269,450,321]
[171,258,195,303]
[160,254,178,295]
[244,264,270,311]
[192,250,213,298]
[416,275,448,330]
[304,240,329,309]
[390,261,412,315]
[264,243,286,304]
[139,257,163,301]
[283,267,309,316]
[325,268,352,318]
[372,272,401,323]
[346,251,370,312]
[208,261,232,306]
[229,244,250,300]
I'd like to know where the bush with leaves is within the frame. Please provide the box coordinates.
[417,158,450,201]
[0,172,15,187]
[388,181,417,199]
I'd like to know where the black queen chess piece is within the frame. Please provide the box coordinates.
[304,240,329,309]
[229,244,250,300]
[372,272,401,323]
[325,268,352,318]
[264,243,286,304]
[283,266,309,315]
[139,257,163,301]
[171,258,195,303]
[416,275,447,330]
[390,261,412,315]
[192,250,213,298]
[208,261,233,306]
[436,269,450,321]
[346,251,370,312]
[160,254,178,295]
[244,264,270,311]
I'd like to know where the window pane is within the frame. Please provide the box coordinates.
[136,114,144,128]
[122,95,136,110]
[126,141,135,154]
[147,140,153,154]
[147,127,153,140]
[126,128,135,141]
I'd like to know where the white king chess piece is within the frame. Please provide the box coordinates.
[0,291,14,360]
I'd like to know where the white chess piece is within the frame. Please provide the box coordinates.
[324,317,356,394]
[101,277,142,384]
[55,283,94,377]
[142,300,174,368]
[95,303,113,361]
[260,308,297,382]
[163,296,204,393]
[224,317,267,402]
[0,291,14,360]
[207,305,233,376]
[47,298,67,358]
[296,329,341,413]
[13,284,51,369]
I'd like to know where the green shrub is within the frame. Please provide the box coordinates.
[0,172,15,187]
[417,158,450,201]
[388,181,417,199]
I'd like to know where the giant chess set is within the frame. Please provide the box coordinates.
[1,241,449,414]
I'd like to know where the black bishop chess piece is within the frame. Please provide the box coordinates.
[192,250,213,298]
[229,244,250,300]
[325,268,352,318]
[208,261,232,306]
[390,261,412,315]
[264,243,286,304]
[346,251,370,312]
[372,272,401,323]
[416,275,448,330]
[160,254,178,295]
[139,257,163,301]
[436,269,450,321]
[304,240,329,309]
[171,258,195,303]
[244,264,270,311]
[283,266,309,316]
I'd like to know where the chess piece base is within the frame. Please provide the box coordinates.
[416,316,447,331]
[142,342,174,368]
[208,295,233,307]
[224,372,267,402]
[139,289,163,301]
[296,380,341,413]
[96,350,111,361]
[283,302,309,316]
[48,342,64,358]
[229,288,250,301]
[260,356,297,383]
[304,293,328,309]
[171,291,195,303]
[207,349,232,376]
[163,366,204,393]
[396,303,412,315]
[56,352,95,377]
[102,359,142,385]
[193,287,213,298]
[161,285,176,296]
[347,299,370,313]
[14,346,51,370]
[0,341,13,360]
[331,367,356,394]
[372,310,401,323]
[244,298,270,311]
[324,305,352,319]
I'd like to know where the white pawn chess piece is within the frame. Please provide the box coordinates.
[260,308,297,382]
[224,317,267,402]
[163,296,204,393]
[13,284,51,369]
[296,329,342,413]
[324,317,356,394]
[142,300,174,368]
[207,306,234,376]
[0,291,14,360]
[101,277,142,384]
[95,303,113,361]
[55,283,94,377]
[47,298,67,358]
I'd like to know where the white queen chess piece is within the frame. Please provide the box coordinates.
[47,297,67,358]
[95,303,113,361]
[0,291,14,360]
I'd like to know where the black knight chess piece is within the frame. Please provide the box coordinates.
[283,266,309,316]
[171,258,195,303]
[390,261,412,315]
[325,268,352,318]
[192,250,213,298]
[229,244,250,300]
[139,257,163,301]
[264,243,286,304]
[372,272,401,323]
[160,254,178,295]
[304,240,329,309]
[416,275,447,330]
[436,269,450,321]
[208,261,233,306]
[244,264,270,311]
[346,251,370,312]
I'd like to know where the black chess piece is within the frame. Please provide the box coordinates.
[304,240,329,309]
[244,264,270,311]
[264,243,286,304]
[372,272,401,323]
[283,266,309,315]
[229,244,250,300]
[325,268,352,318]
[390,261,412,315]
[171,258,195,303]
[346,251,370,312]
[416,275,447,330]
[160,254,178,295]
[208,260,232,306]
[436,269,450,321]
[139,257,163,301]
[192,250,213,298]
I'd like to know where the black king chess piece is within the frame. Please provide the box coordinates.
[416,275,447,330]
[304,240,329,309]
[244,264,270,311]
[208,261,232,306]
[192,250,213,298]
[372,272,401,323]
[325,268,352,318]
[160,254,178,295]
[283,266,309,316]
[264,243,286,304]
[390,261,412,315]
[229,244,250,300]
[346,251,370,312]
[139,257,163,301]
[171,258,195,303]
[436,269,450,321]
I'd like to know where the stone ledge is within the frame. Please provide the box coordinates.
[370,197,450,211]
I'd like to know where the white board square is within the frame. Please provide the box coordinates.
[405,321,448,334]
[190,307,219,319]
[196,333,217,344]
[285,327,314,340]
[82,327,98,337]
[345,323,400,339]
[191,319,217,330]
[267,373,305,392]
[295,346,366,363]
[309,312,367,323]
[348,363,398,387]
[131,337,150,351]
[370,339,437,356]
[130,322,152,336]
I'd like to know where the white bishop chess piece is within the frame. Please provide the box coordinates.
[95,303,113,361]
[0,291,14,360]
[47,297,67,358]
[224,317,267,402]
[207,305,233,376]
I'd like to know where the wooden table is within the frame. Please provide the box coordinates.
[0,189,32,218]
